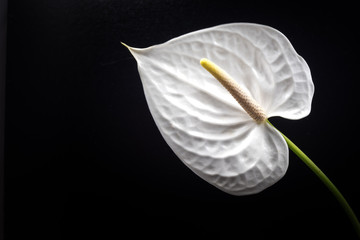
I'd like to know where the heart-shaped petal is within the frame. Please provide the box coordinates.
[126,23,313,195]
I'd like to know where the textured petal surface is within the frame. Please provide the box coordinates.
[131,23,314,120]
[127,23,312,194]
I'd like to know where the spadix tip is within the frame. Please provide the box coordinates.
[200,58,208,66]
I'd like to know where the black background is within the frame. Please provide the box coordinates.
[4,1,360,239]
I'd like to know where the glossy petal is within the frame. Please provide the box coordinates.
[126,23,312,195]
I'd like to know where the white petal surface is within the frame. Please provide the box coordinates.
[127,23,312,195]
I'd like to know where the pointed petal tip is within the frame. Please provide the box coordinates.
[120,42,145,56]
[121,42,131,50]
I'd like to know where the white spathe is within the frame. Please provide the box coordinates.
[126,23,314,195]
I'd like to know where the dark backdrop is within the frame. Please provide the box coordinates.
[5,1,360,239]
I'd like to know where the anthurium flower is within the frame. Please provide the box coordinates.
[123,23,360,235]
[124,23,315,195]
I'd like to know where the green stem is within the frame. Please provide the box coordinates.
[267,120,360,238]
